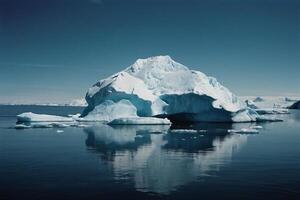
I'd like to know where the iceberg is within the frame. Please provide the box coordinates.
[253,96,264,102]
[241,96,299,114]
[81,55,264,122]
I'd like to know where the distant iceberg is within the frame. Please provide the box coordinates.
[253,96,264,102]
[81,55,265,123]
[241,96,299,115]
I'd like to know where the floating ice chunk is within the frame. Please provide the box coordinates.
[228,128,259,133]
[17,112,73,122]
[169,129,207,133]
[255,109,290,115]
[251,125,263,129]
[15,124,30,129]
[108,117,171,125]
[231,108,260,122]
[56,130,64,133]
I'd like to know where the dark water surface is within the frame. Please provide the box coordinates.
[0,105,300,200]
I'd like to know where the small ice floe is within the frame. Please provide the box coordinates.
[17,112,74,122]
[250,125,263,129]
[169,129,207,133]
[72,124,89,128]
[228,128,259,134]
[15,112,92,129]
[56,130,64,133]
[255,109,290,115]
[15,124,31,129]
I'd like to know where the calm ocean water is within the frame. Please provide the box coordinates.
[0,105,299,200]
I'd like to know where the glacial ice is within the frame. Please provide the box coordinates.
[81,55,265,122]
[17,112,74,122]
[78,99,138,122]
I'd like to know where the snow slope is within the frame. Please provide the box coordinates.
[82,55,263,122]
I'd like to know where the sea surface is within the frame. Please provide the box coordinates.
[0,105,299,200]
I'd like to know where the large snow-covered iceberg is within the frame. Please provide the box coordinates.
[81,55,264,122]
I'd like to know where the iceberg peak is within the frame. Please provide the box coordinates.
[126,55,188,74]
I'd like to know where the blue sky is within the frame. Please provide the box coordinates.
[0,0,299,104]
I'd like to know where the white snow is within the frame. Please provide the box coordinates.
[108,117,171,125]
[82,55,263,122]
[17,112,74,122]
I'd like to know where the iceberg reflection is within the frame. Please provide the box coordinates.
[84,123,255,194]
